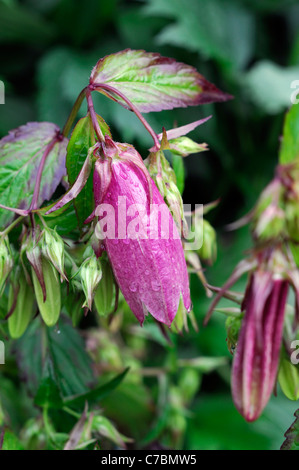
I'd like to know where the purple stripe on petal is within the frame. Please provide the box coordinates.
[232,271,288,422]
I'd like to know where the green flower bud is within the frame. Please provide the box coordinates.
[171,296,187,333]
[8,272,35,339]
[225,315,242,354]
[32,257,61,327]
[178,368,201,404]
[278,348,299,401]
[79,254,102,310]
[197,219,217,264]
[94,259,115,317]
[42,227,66,282]
[92,415,131,448]
[26,232,46,301]
[252,179,286,241]
[147,151,187,236]
[0,236,13,295]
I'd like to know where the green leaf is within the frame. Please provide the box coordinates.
[1,430,24,450]
[34,376,63,409]
[245,61,299,114]
[63,367,129,409]
[16,316,95,399]
[43,203,79,238]
[0,2,55,45]
[90,49,231,113]
[170,153,185,194]
[0,122,68,228]
[281,409,299,450]
[279,104,299,164]
[144,0,255,70]
[66,114,111,227]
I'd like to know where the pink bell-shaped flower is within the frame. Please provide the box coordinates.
[92,137,191,326]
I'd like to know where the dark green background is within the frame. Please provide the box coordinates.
[0,0,299,450]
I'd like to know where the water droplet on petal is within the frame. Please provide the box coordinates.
[151,280,161,291]
[120,171,128,180]
[112,239,119,245]
[123,238,130,245]
[129,282,138,292]
[144,269,150,276]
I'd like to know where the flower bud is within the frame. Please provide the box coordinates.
[25,232,46,301]
[42,227,66,282]
[0,236,13,295]
[92,415,130,448]
[197,219,217,264]
[232,271,288,421]
[94,259,115,317]
[225,314,242,355]
[79,254,102,310]
[147,150,187,236]
[178,368,201,404]
[252,179,286,241]
[8,271,35,339]
[92,139,191,326]
[278,347,299,401]
[31,257,61,327]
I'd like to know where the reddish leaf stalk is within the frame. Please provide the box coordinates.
[85,88,105,143]
[91,83,160,149]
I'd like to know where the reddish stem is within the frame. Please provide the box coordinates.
[90,83,160,149]
[86,88,105,142]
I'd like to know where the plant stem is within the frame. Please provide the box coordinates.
[91,83,160,149]
[85,89,105,142]
[0,215,24,237]
[62,87,88,138]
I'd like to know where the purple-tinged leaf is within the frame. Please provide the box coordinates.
[90,49,232,113]
[157,116,212,141]
[64,402,88,450]
[0,122,68,228]
[46,144,97,215]
[0,204,29,216]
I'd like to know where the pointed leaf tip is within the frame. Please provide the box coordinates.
[90,49,232,113]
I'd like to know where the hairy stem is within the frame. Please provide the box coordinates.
[91,83,160,149]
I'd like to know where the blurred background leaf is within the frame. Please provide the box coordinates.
[1,0,299,450]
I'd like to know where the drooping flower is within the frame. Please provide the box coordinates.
[205,248,299,421]
[232,268,288,421]
[90,137,191,326]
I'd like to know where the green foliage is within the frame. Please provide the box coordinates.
[281,409,299,450]
[0,0,299,452]
[66,115,111,227]
[279,104,299,164]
